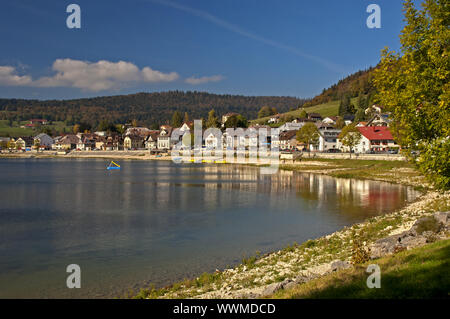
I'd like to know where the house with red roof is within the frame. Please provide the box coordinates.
[338,126,399,153]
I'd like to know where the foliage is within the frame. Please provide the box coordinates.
[415,216,443,235]
[0,91,306,129]
[350,232,370,265]
[303,67,376,107]
[372,0,450,189]
[296,122,319,150]
[334,117,345,129]
[171,111,183,128]
[338,94,355,116]
[257,106,277,118]
[298,110,308,118]
[338,123,361,153]
[206,109,220,128]
[224,114,248,128]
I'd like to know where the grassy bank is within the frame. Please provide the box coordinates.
[251,100,342,125]
[271,238,450,299]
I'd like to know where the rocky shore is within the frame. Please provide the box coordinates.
[138,190,449,299]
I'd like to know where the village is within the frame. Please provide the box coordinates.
[0,104,399,159]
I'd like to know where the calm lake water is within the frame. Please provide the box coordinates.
[0,158,420,298]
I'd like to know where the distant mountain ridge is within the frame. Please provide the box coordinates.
[0,91,306,127]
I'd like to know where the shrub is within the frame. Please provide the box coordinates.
[351,233,370,265]
[415,217,442,235]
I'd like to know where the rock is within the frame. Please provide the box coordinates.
[293,275,309,284]
[412,216,443,234]
[434,211,449,226]
[330,260,352,272]
[400,235,427,248]
[370,234,402,258]
[261,282,284,296]
[283,281,296,290]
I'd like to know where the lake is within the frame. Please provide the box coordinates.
[0,158,420,298]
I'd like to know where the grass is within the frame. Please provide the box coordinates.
[251,98,357,125]
[0,120,72,137]
[271,238,450,299]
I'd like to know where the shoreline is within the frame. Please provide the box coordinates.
[134,190,449,299]
[2,150,445,299]
[0,150,428,189]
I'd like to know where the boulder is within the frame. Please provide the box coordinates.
[434,211,449,226]
[261,282,284,296]
[330,260,352,272]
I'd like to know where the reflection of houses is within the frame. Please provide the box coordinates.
[34,133,53,149]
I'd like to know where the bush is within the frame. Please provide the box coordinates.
[415,217,442,235]
[351,233,370,265]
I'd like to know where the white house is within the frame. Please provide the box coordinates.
[365,104,384,115]
[157,128,172,150]
[312,129,341,152]
[279,122,303,132]
[337,126,398,153]
[279,130,298,150]
[322,116,338,125]
[267,114,281,124]
[145,131,159,150]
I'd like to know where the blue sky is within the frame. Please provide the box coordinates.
[0,0,408,100]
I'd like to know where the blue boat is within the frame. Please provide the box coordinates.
[107,161,121,170]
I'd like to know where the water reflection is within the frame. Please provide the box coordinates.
[0,159,420,298]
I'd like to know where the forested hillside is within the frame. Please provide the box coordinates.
[0,91,306,128]
[303,67,376,107]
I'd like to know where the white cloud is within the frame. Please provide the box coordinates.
[0,66,32,86]
[142,66,179,82]
[185,75,224,85]
[0,59,180,92]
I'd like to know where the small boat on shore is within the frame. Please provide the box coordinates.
[107,161,121,170]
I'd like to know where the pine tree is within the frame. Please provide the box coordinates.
[171,111,182,128]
